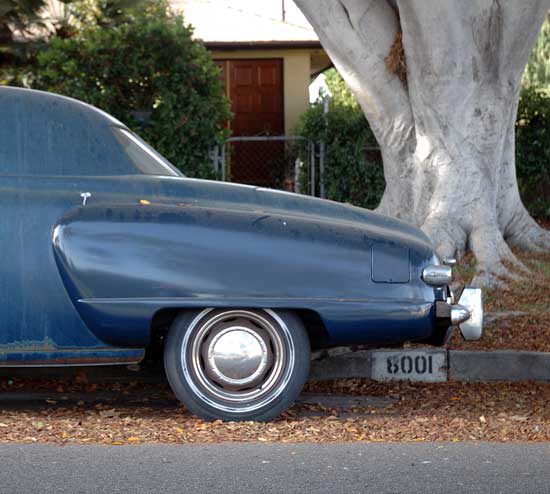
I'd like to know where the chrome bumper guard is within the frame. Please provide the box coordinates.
[455,287,484,341]
[426,257,483,342]
[434,287,483,343]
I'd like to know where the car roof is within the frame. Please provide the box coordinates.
[0,86,125,129]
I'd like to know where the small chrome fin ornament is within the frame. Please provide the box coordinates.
[80,192,91,206]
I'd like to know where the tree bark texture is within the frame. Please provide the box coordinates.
[296,0,550,286]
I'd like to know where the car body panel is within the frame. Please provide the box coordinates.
[52,195,438,347]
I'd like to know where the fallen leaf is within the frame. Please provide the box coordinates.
[99,409,119,419]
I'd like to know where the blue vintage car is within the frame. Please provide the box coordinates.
[0,86,482,421]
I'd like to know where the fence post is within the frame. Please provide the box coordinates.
[310,141,316,197]
[210,145,219,175]
[319,141,325,199]
[321,95,330,200]
[221,143,227,182]
[294,157,302,194]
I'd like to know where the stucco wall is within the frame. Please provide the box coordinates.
[211,49,312,134]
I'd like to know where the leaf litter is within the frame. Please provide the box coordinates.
[0,377,548,444]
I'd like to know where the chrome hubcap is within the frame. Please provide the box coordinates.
[182,309,295,413]
[203,324,272,390]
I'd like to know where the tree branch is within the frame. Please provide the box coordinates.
[295,0,414,151]
[499,0,550,87]
[397,0,550,92]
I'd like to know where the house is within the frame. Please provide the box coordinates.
[173,0,330,135]
[172,0,331,187]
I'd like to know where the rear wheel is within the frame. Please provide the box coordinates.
[164,308,310,421]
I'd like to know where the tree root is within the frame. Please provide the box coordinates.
[421,214,468,260]
[469,225,529,288]
[419,215,531,289]
[505,207,550,252]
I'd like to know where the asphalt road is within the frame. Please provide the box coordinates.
[0,442,548,494]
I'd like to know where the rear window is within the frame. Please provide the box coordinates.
[111,127,181,177]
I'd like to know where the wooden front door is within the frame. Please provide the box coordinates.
[229,59,283,137]
[216,59,285,187]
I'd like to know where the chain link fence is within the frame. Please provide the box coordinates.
[211,136,326,196]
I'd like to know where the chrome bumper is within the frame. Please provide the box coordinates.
[455,287,484,340]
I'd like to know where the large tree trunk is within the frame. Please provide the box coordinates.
[296,0,550,287]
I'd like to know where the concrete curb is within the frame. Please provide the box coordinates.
[309,351,372,380]
[309,349,550,383]
[449,350,550,382]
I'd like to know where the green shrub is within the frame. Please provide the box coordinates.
[295,100,385,210]
[33,0,230,178]
[522,14,550,89]
[516,87,550,220]
[324,68,360,109]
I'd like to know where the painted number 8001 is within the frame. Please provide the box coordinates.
[386,354,434,374]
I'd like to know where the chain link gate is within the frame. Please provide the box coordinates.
[210,136,326,198]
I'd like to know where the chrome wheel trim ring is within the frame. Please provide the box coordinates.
[181,309,295,414]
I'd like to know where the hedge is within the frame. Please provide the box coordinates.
[516,87,550,220]
[295,102,385,210]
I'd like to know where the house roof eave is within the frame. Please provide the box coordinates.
[204,40,323,50]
